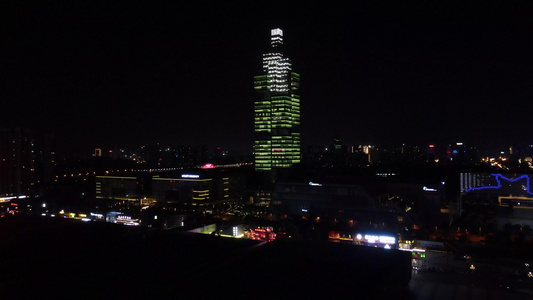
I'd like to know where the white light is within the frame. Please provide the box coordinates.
[182,174,200,179]
[365,235,378,243]
[356,234,362,240]
[0,196,28,201]
[154,215,158,220]
[42,203,46,208]
[423,186,437,192]
[384,244,391,249]
[271,28,283,36]
[363,235,395,245]
[81,218,91,222]
[379,236,396,244]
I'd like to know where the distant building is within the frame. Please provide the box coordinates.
[254,28,301,172]
[95,175,155,206]
[271,182,400,224]
[135,144,210,168]
[272,182,375,219]
[252,189,271,206]
[446,142,478,164]
[96,171,233,207]
[426,144,437,163]
[152,175,218,206]
[35,131,56,187]
[0,128,36,197]
[460,173,533,228]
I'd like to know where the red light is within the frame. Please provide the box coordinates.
[428,145,435,148]
[108,150,113,153]
[249,228,278,242]
[201,163,216,169]
[10,203,18,206]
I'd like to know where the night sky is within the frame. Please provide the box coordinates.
[2,1,532,157]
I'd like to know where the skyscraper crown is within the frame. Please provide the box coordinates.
[271,28,283,47]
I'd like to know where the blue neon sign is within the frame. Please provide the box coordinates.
[465,174,533,195]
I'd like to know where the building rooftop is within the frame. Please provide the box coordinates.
[1,216,411,299]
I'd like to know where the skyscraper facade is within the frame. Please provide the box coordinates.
[0,128,36,197]
[254,28,301,171]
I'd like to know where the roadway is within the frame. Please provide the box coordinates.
[408,250,533,299]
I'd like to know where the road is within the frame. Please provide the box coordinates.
[408,250,533,299]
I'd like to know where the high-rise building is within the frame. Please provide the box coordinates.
[0,128,36,197]
[254,28,301,171]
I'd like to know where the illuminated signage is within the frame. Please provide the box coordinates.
[378,236,396,244]
[466,173,533,195]
[423,186,437,192]
[364,235,379,243]
[357,234,396,245]
[182,174,200,179]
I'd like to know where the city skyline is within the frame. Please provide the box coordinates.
[2,1,532,157]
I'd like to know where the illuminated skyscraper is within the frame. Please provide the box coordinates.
[254,28,301,171]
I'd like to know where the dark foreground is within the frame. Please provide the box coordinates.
[0,216,411,299]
